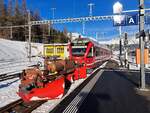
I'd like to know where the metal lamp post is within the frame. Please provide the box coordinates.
[113,1,123,65]
[139,0,147,90]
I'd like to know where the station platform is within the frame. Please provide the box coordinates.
[50,69,150,113]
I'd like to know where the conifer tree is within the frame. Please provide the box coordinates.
[22,0,27,24]
[0,0,7,26]
[8,0,12,16]
[7,0,13,25]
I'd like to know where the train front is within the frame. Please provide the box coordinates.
[70,38,95,72]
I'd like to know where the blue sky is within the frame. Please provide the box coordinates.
[5,0,150,41]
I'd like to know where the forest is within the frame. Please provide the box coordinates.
[0,0,69,43]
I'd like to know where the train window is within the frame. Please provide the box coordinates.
[95,48,100,56]
[72,46,86,56]
[87,47,93,58]
[96,51,99,56]
[100,51,103,55]
[57,48,64,53]
[93,47,96,56]
[46,48,54,53]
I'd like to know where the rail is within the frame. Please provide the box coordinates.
[0,60,38,75]
[0,72,21,82]
[0,99,46,113]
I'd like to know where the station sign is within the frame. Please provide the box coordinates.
[113,14,138,26]
[113,13,150,26]
[126,14,138,25]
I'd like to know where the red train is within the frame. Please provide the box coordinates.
[18,37,111,102]
[70,37,111,73]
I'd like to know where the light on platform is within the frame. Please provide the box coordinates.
[113,1,124,24]
[113,1,123,14]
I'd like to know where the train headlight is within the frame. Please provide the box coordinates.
[75,60,78,64]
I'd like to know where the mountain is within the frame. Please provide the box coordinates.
[99,36,139,45]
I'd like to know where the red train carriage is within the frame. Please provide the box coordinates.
[70,37,111,73]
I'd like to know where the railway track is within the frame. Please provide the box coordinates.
[0,73,21,82]
[0,64,37,82]
[104,60,120,69]
[0,99,47,113]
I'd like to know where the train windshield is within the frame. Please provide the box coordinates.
[72,46,86,56]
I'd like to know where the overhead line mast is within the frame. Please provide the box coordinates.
[88,3,95,16]
[51,8,56,19]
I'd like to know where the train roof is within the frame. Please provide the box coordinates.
[72,38,110,51]
[44,43,69,46]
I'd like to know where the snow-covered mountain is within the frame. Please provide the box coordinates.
[99,36,139,45]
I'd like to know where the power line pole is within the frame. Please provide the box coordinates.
[82,21,85,34]
[10,26,13,39]
[48,10,51,43]
[51,8,56,56]
[51,8,56,19]
[88,3,94,16]
[28,10,31,62]
[139,0,146,90]
[124,33,128,68]
[96,32,98,41]
[119,26,122,56]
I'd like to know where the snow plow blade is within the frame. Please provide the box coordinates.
[17,75,65,102]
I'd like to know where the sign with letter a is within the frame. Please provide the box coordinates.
[126,14,138,25]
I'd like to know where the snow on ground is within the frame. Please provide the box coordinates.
[0,39,44,75]
[0,39,43,60]
[0,78,20,107]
